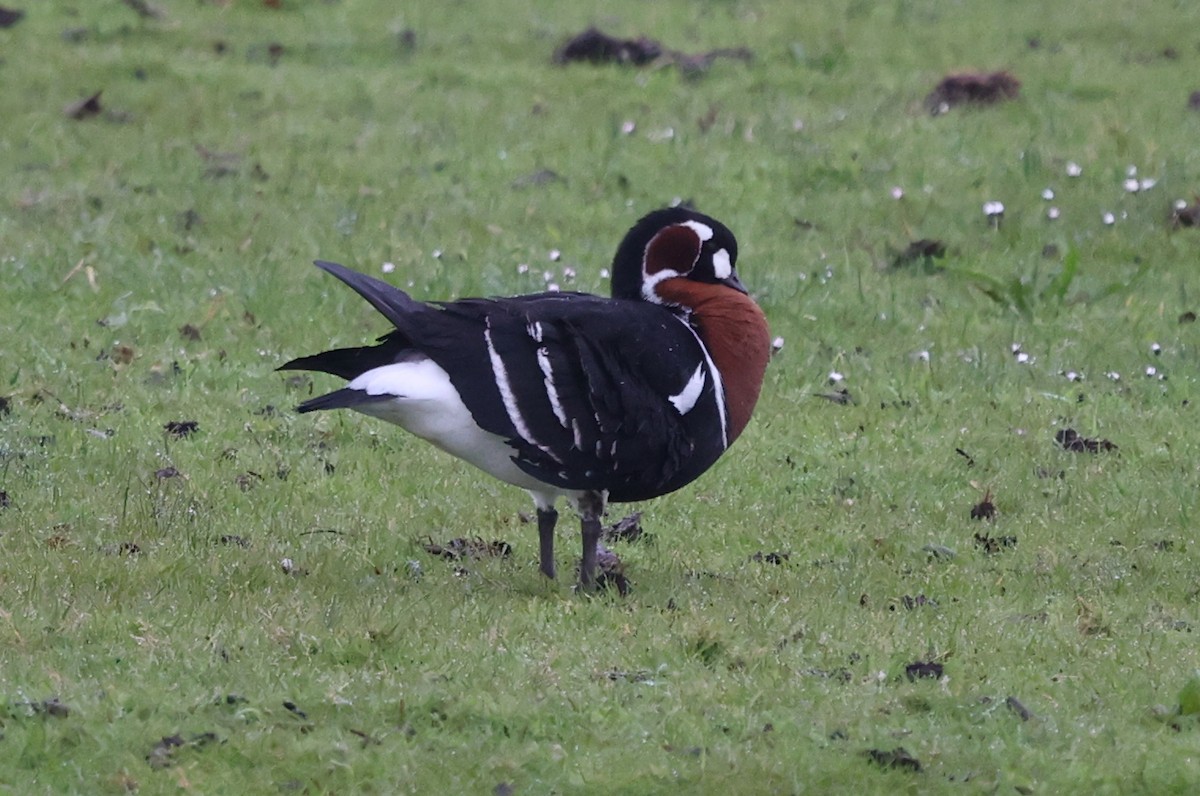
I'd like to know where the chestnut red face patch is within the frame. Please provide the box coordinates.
[643,225,701,277]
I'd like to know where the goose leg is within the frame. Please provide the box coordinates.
[536,506,558,580]
[577,491,606,589]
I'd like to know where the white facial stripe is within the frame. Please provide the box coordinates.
[711,248,732,280]
[669,363,706,415]
[680,220,714,242]
[641,268,678,304]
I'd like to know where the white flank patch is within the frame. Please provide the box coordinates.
[669,363,706,415]
[711,248,732,280]
[680,219,714,241]
[484,324,539,449]
[527,320,543,342]
[536,346,569,428]
[348,358,572,496]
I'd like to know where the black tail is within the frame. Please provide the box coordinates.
[312,260,423,329]
[278,343,399,381]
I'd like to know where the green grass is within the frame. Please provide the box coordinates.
[3,0,1200,792]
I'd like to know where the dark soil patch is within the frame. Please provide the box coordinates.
[895,594,936,610]
[0,490,9,509]
[0,395,11,416]
[1055,427,1117,453]
[926,70,1020,114]
[154,467,181,480]
[179,323,202,341]
[866,746,922,772]
[748,551,790,565]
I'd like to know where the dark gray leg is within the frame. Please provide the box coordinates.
[536,507,558,580]
[577,491,605,589]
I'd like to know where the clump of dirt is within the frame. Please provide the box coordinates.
[866,746,922,772]
[926,70,1020,114]
[554,27,752,76]
[593,544,629,596]
[1171,198,1200,228]
[602,512,648,544]
[970,490,996,520]
[421,536,512,560]
[974,532,1017,554]
[554,27,663,65]
[905,660,944,680]
[64,91,104,120]
[893,239,947,268]
[164,420,199,438]
[1055,427,1117,453]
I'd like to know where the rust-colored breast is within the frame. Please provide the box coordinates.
[655,278,771,443]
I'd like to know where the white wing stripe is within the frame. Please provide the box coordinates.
[536,346,569,428]
[484,323,539,447]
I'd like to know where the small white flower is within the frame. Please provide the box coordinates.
[828,370,845,384]
[792,118,805,132]
[599,267,610,279]
[620,120,636,135]
[381,261,396,274]
[1015,352,1032,364]
[548,249,561,262]
[1106,371,1121,381]
[771,336,785,352]
[983,200,1005,217]
[1011,343,1023,353]
[561,266,576,280]
[1126,165,1138,177]
[1139,178,1157,191]
[916,349,931,363]
[1123,178,1141,193]
[1151,343,1162,355]
[1102,212,1115,225]
[1047,207,1060,220]
[1064,370,1082,382]
[547,283,561,293]
[280,558,295,574]
[1145,365,1157,377]
[1066,161,1082,177]
[1176,199,1189,211]
[1042,188,1055,200]
[517,263,530,274]
[542,270,555,283]
[891,186,905,200]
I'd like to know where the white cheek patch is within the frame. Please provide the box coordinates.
[680,220,714,242]
[711,248,732,280]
